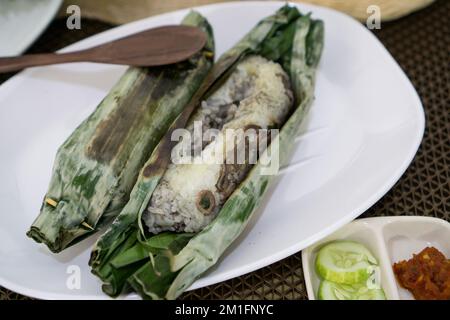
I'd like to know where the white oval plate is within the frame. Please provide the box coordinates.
[0,1,424,299]
[0,0,62,56]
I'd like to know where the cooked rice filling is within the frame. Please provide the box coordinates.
[143,55,294,234]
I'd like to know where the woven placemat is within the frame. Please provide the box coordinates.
[1,0,448,300]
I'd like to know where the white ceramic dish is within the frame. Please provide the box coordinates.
[0,1,424,299]
[0,0,62,56]
[302,216,450,300]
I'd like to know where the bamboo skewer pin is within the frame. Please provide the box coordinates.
[45,198,58,208]
[45,199,94,230]
[81,221,95,231]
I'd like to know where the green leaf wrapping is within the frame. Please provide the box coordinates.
[90,5,324,299]
[26,11,215,253]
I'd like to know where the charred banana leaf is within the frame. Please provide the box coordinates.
[26,11,215,253]
[90,5,324,299]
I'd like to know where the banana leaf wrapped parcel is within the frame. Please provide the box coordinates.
[26,12,215,253]
[89,5,324,299]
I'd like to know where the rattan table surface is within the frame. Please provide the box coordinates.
[1,0,448,300]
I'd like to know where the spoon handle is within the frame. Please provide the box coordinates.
[0,51,90,73]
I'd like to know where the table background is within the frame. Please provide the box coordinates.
[1,0,448,300]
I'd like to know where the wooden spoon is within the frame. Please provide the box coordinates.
[0,25,207,73]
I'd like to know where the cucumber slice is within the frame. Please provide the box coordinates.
[318,280,386,300]
[315,241,378,284]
